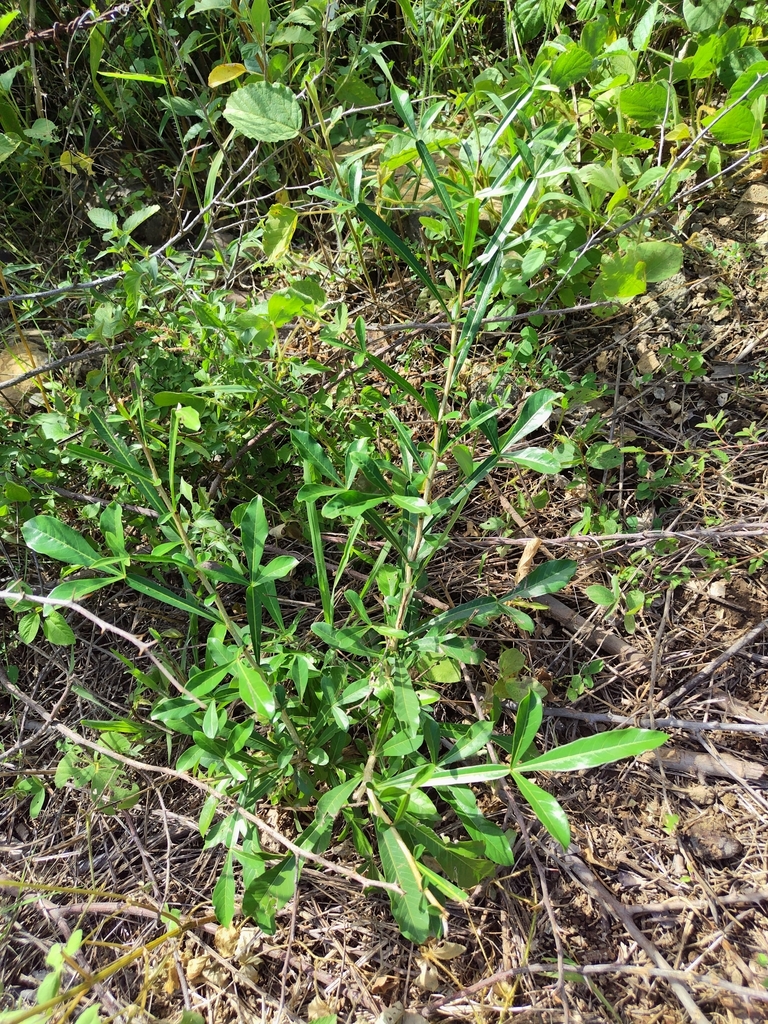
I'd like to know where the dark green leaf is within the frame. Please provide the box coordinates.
[355,202,448,313]
[126,574,222,623]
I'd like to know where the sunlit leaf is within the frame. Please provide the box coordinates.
[517,728,666,772]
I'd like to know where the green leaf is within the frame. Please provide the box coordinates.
[257,555,298,582]
[0,134,21,164]
[376,821,431,943]
[391,659,420,737]
[579,162,621,193]
[213,853,236,926]
[126,574,223,624]
[586,584,616,606]
[703,103,756,144]
[18,611,40,644]
[203,700,219,739]
[509,689,543,766]
[631,241,683,283]
[591,251,647,302]
[444,787,515,867]
[397,819,495,887]
[235,660,276,722]
[550,46,593,90]
[47,577,123,602]
[513,772,570,848]
[365,351,438,417]
[683,0,730,33]
[632,0,658,49]
[502,390,560,447]
[43,610,76,646]
[355,202,448,313]
[88,207,118,232]
[153,391,207,413]
[476,178,537,270]
[440,721,493,765]
[100,501,126,557]
[315,779,360,827]
[29,780,45,819]
[311,621,380,656]
[0,9,20,38]
[290,430,343,485]
[385,763,510,789]
[518,728,666,772]
[454,251,503,381]
[507,447,561,473]
[322,489,387,518]
[242,856,297,932]
[5,481,31,502]
[223,82,302,141]
[416,139,461,236]
[512,559,577,599]
[241,495,268,582]
[390,84,418,135]
[123,204,161,235]
[22,516,101,567]
[263,203,298,261]
[382,731,425,756]
[585,442,623,469]
[620,83,670,127]
[728,61,768,103]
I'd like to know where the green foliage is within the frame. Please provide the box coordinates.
[2,0,763,951]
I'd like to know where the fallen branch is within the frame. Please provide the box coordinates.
[637,746,766,782]
[536,592,650,668]
[542,706,768,736]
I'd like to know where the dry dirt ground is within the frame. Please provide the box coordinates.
[1,175,768,1024]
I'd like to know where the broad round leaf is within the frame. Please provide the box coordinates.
[223,82,302,142]
[703,104,757,144]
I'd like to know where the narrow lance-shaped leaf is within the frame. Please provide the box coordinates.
[384,763,510,789]
[475,177,538,271]
[391,659,420,738]
[517,728,666,773]
[390,84,418,135]
[241,495,268,581]
[513,772,571,849]
[416,139,461,237]
[452,251,502,384]
[509,689,543,767]
[22,516,101,567]
[126,574,223,624]
[444,787,515,867]
[212,851,236,926]
[290,430,343,485]
[440,720,493,765]
[355,202,448,313]
[375,820,431,944]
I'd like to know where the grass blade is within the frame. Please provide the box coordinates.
[355,202,448,313]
